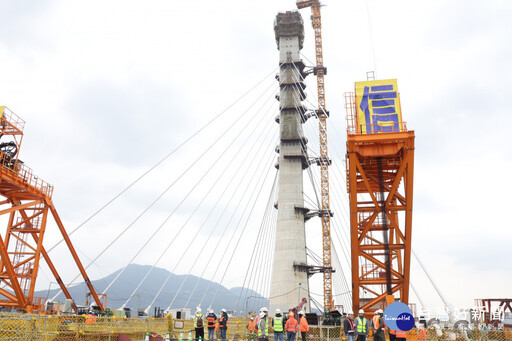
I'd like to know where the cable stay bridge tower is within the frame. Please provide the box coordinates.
[0,4,419,320]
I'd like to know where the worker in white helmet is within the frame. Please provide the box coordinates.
[298,310,309,341]
[272,308,284,341]
[354,309,369,341]
[372,309,385,341]
[218,309,228,341]
[194,307,204,341]
[343,311,355,341]
[257,309,269,341]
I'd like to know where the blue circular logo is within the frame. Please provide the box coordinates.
[383,302,414,331]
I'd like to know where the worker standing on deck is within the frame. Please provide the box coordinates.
[354,309,369,341]
[343,311,355,341]
[219,308,228,341]
[258,309,270,341]
[372,310,385,341]
[273,309,284,341]
[247,317,256,341]
[195,308,205,341]
[285,312,299,341]
[298,311,309,341]
[207,309,217,340]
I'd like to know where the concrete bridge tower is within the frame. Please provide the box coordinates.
[269,11,310,313]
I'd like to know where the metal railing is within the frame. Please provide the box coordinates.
[0,152,54,198]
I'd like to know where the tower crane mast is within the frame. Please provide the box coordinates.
[296,0,334,313]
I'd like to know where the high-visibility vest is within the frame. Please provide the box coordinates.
[355,317,367,333]
[286,317,299,332]
[248,321,256,332]
[299,316,309,332]
[194,314,204,328]
[389,329,396,335]
[274,316,284,332]
[373,316,380,329]
[396,330,407,339]
[258,318,269,337]
[418,329,427,341]
[346,318,355,333]
[207,316,216,328]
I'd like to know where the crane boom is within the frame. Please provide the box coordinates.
[296,0,334,313]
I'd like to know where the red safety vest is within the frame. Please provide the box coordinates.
[389,329,396,335]
[418,329,427,341]
[248,321,256,332]
[207,317,216,328]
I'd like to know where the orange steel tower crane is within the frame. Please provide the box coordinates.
[296,0,334,312]
[345,80,414,315]
[0,106,104,313]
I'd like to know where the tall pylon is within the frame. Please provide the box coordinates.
[269,11,310,313]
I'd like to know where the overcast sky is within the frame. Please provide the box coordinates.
[0,0,511,313]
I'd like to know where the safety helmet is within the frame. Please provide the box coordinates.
[221,308,227,313]
[377,309,384,314]
[250,317,254,320]
[261,307,268,313]
[359,309,365,314]
[347,311,354,315]
[299,310,305,315]
[289,312,294,317]
[196,308,202,313]
[276,309,281,314]
[259,312,265,318]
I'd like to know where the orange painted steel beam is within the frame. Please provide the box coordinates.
[48,203,104,311]
[0,107,102,313]
[346,93,414,316]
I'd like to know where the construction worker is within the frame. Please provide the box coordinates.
[343,311,355,341]
[285,312,299,341]
[194,308,205,341]
[298,311,309,341]
[258,310,270,341]
[255,307,268,329]
[354,309,369,341]
[372,310,385,341]
[247,317,256,341]
[207,309,217,341]
[218,308,228,341]
[273,309,284,341]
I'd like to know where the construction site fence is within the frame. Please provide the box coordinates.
[0,314,511,341]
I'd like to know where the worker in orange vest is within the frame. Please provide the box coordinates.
[285,312,299,341]
[207,309,217,341]
[372,310,385,341]
[247,317,256,341]
[298,311,309,341]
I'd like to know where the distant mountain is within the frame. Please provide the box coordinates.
[35,264,266,314]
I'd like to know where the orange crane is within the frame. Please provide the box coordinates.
[0,106,104,313]
[345,80,414,315]
[296,0,334,312]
